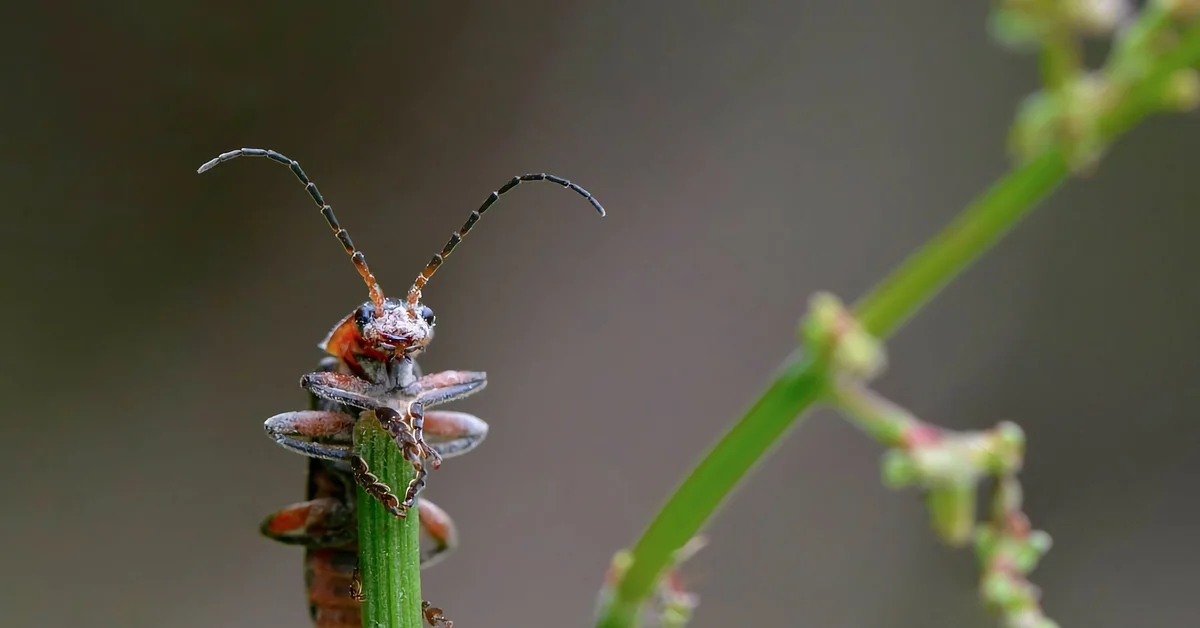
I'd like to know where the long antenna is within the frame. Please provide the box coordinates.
[408,173,606,304]
[198,148,386,316]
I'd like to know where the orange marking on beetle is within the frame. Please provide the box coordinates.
[308,575,359,609]
[313,607,361,628]
[265,504,312,535]
[322,313,389,374]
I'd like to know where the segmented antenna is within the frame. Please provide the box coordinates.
[197,148,386,316]
[407,173,606,304]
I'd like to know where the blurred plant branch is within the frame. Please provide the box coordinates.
[595,3,1200,627]
[821,305,1053,627]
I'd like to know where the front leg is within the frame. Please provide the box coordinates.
[386,402,442,468]
[423,410,489,459]
[389,369,487,477]
[409,370,488,408]
[422,601,453,628]
[302,371,386,410]
[343,405,482,518]
[263,408,487,462]
[377,405,436,509]
[264,410,355,461]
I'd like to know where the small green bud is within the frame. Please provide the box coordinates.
[801,291,886,379]
[992,474,1025,518]
[801,292,844,346]
[1060,74,1117,172]
[994,421,1025,453]
[835,329,886,380]
[1008,91,1063,161]
[1011,540,1044,573]
[975,526,999,563]
[982,571,1022,608]
[1065,0,1130,34]
[989,421,1026,473]
[1162,69,1200,112]
[1004,609,1059,628]
[660,605,690,628]
[926,481,977,546]
[881,449,919,488]
[611,549,633,575]
[1028,530,1053,556]
[988,8,1049,51]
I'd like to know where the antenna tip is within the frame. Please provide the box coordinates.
[591,199,607,217]
[196,158,219,174]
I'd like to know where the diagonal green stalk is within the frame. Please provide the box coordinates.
[596,20,1200,628]
[355,414,423,628]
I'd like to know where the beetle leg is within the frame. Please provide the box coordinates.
[302,371,385,410]
[402,402,442,469]
[422,410,489,459]
[264,410,355,461]
[272,406,479,515]
[387,406,489,511]
[398,444,429,511]
[376,407,434,508]
[260,493,458,569]
[422,600,453,628]
[350,454,408,518]
[409,370,488,408]
[260,496,356,547]
[349,565,365,602]
[415,499,458,568]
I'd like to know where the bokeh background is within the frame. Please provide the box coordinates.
[4,2,1199,627]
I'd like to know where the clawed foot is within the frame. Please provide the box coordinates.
[422,600,453,628]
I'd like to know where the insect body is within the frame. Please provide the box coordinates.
[199,147,605,626]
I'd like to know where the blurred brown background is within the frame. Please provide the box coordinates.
[3,2,1199,627]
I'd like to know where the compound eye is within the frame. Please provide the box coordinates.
[418,305,436,327]
[354,303,374,329]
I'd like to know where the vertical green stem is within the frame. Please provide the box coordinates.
[355,414,423,628]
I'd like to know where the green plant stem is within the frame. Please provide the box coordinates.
[852,149,1066,338]
[596,20,1200,628]
[1040,32,1080,91]
[355,414,423,628]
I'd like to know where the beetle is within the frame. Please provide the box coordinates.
[198,147,605,626]
[198,147,604,515]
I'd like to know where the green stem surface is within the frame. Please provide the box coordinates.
[355,414,423,628]
[596,20,1200,628]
